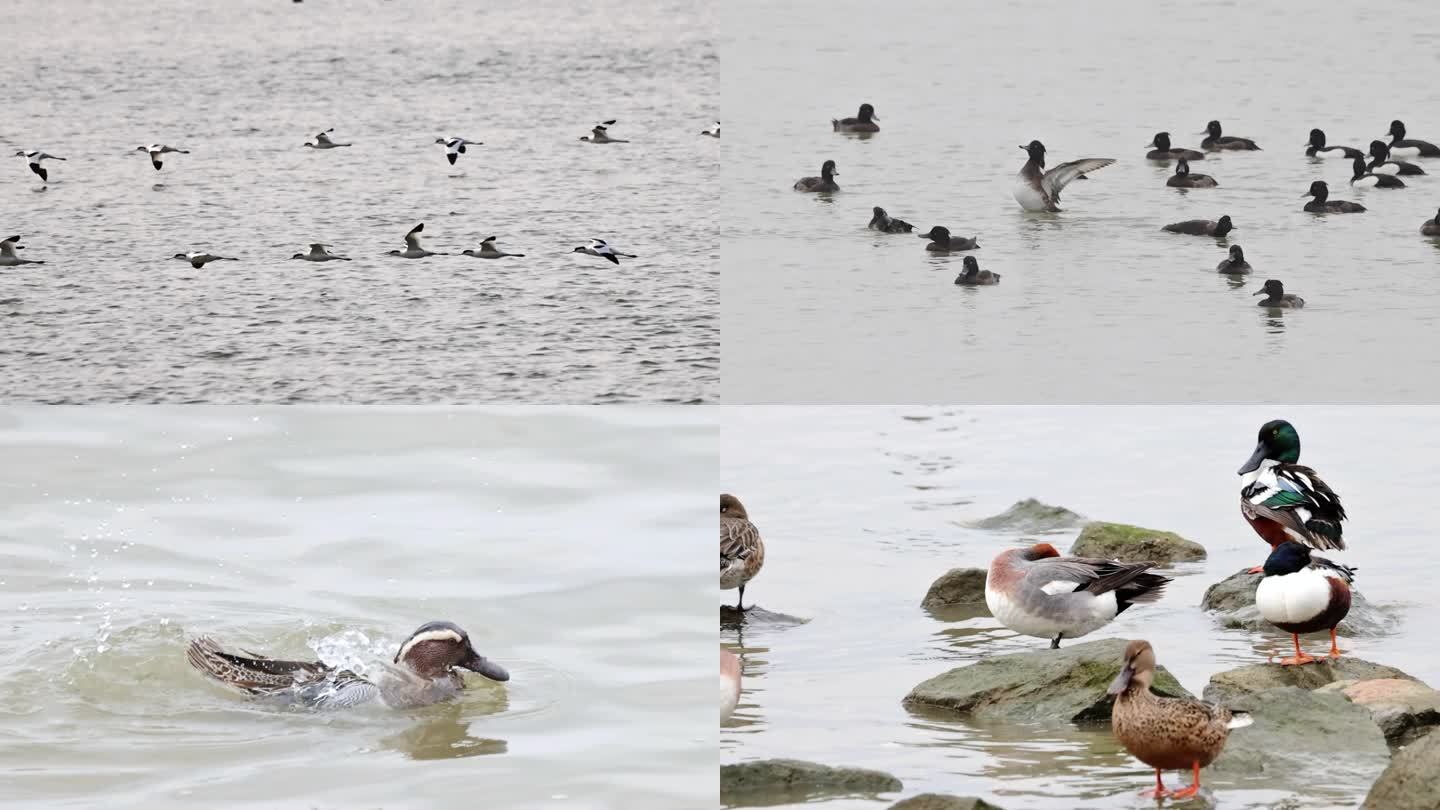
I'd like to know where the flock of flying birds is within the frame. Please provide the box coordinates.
[4,118,722,268]
[796,106,1440,299]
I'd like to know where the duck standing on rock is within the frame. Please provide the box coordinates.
[1238,419,1347,571]
[1256,541,1355,665]
[721,494,765,611]
[1110,640,1251,799]
[984,543,1170,649]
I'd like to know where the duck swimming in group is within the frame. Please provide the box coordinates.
[1162,214,1233,236]
[868,207,915,233]
[1201,120,1260,151]
[952,255,999,286]
[1383,120,1440,157]
[387,223,443,258]
[1252,279,1304,309]
[1145,132,1204,161]
[1110,640,1251,800]
[832,103,879,133]
[1350,156,1405,188]
[720,494,765,612]
[1302,180,1365,213]
[1238,419,1346,569]
[187,620,510,709]
[1257,541,1355,666]
[794,160,839,192]
[0,235,44,266]
[1367,140,1426,176]
[1216,244,1251,274]
[1166,158,1217,188]
[1012,140,1116,212]
[918,225,979,252]
[984,543,1170,649]
[1423,208,1440,236]
[1304,128,1363,159]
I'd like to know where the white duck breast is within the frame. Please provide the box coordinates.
[985,580,1119,639]
[1256,567,1332,624]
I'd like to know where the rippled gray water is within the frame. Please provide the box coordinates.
[0,407,715,808]
[2,0,717,403]
[721,0,1440,402]
[722,406,1438,809]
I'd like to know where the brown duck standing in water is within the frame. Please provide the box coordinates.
[1110,640,1251,800]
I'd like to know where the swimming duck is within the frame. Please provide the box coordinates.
[720,493,764,611]
[187,620,509,709]
[387,223,443,258]
[1350,156,1405,188]
[1216,245,1251,274]
[1252,279,1304,309]
[1422,208,1440,236]
[1383,120,1440,157]
[721,649,740,721]
[14,150,65,182]
[868,206,915,233]
[461,236,525,259]
[572,238,635,265]
[701,121,720,138]
[1201,120,1260,151]
[1013,140,1116,212]
[1257,541,1355,666]
[794,160,839,192]
[1110,640,1251,800]
[1145,132,1205,161]
[0,235,44,266]
[918,225,979,252]
[1166,158,1217,188]
[290,243,351,262]
[1304,128,1363,159]
[303,128,351,149]
[135,144,189,171]
[435,137,480,165]
[172,252,238,269]
[579,120,628,143]
[832,103,879,133]
[1302,180,1365,213]
[984,543,1170,649]
[1162,214,1234,236]
[952,255,999,285]
[1238,419,1345,570]
[1367,141,1426,176]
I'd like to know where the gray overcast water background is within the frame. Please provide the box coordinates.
[722,406,1440,809]
[1,0,717,404]
[0,407,714,809]
[722,0,1440,402]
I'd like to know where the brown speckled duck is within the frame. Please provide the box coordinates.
[1110,640,1251,800]
[187,621,509,709]
[720,494,765,610]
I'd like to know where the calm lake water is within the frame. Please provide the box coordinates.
[721,406,1437,810]
[1,0,717,404]
[721,0,1440,402]
[0,406,715,809]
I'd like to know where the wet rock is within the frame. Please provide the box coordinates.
[1337,678,1440,747]
[1211,686,1389,783]
[719,606,809,630]
[1199,568,1388,636]
[921,568,990,612]
[1068,522,1205,562]
[1203,658,1420,704]
[721,759,901,804]
[890,795,1006,810]
[966,499,1085,534]
[903,637,1190,724]
[1362,728,1440,809]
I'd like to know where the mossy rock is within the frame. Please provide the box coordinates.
[1202,658,1420,705]
[890,795,1007,810]
[1211,686,1389,784]
[966,499,1085,533]
[1068,522,1205,562]
[721,759,901,805]
[903,637,1191,724]
[921,567,990,611]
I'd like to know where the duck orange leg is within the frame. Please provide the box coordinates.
[1275,633,1316,666]
[1328,627,1343,659]
[1168,761,1202,800]
[1138,767,1172,799]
